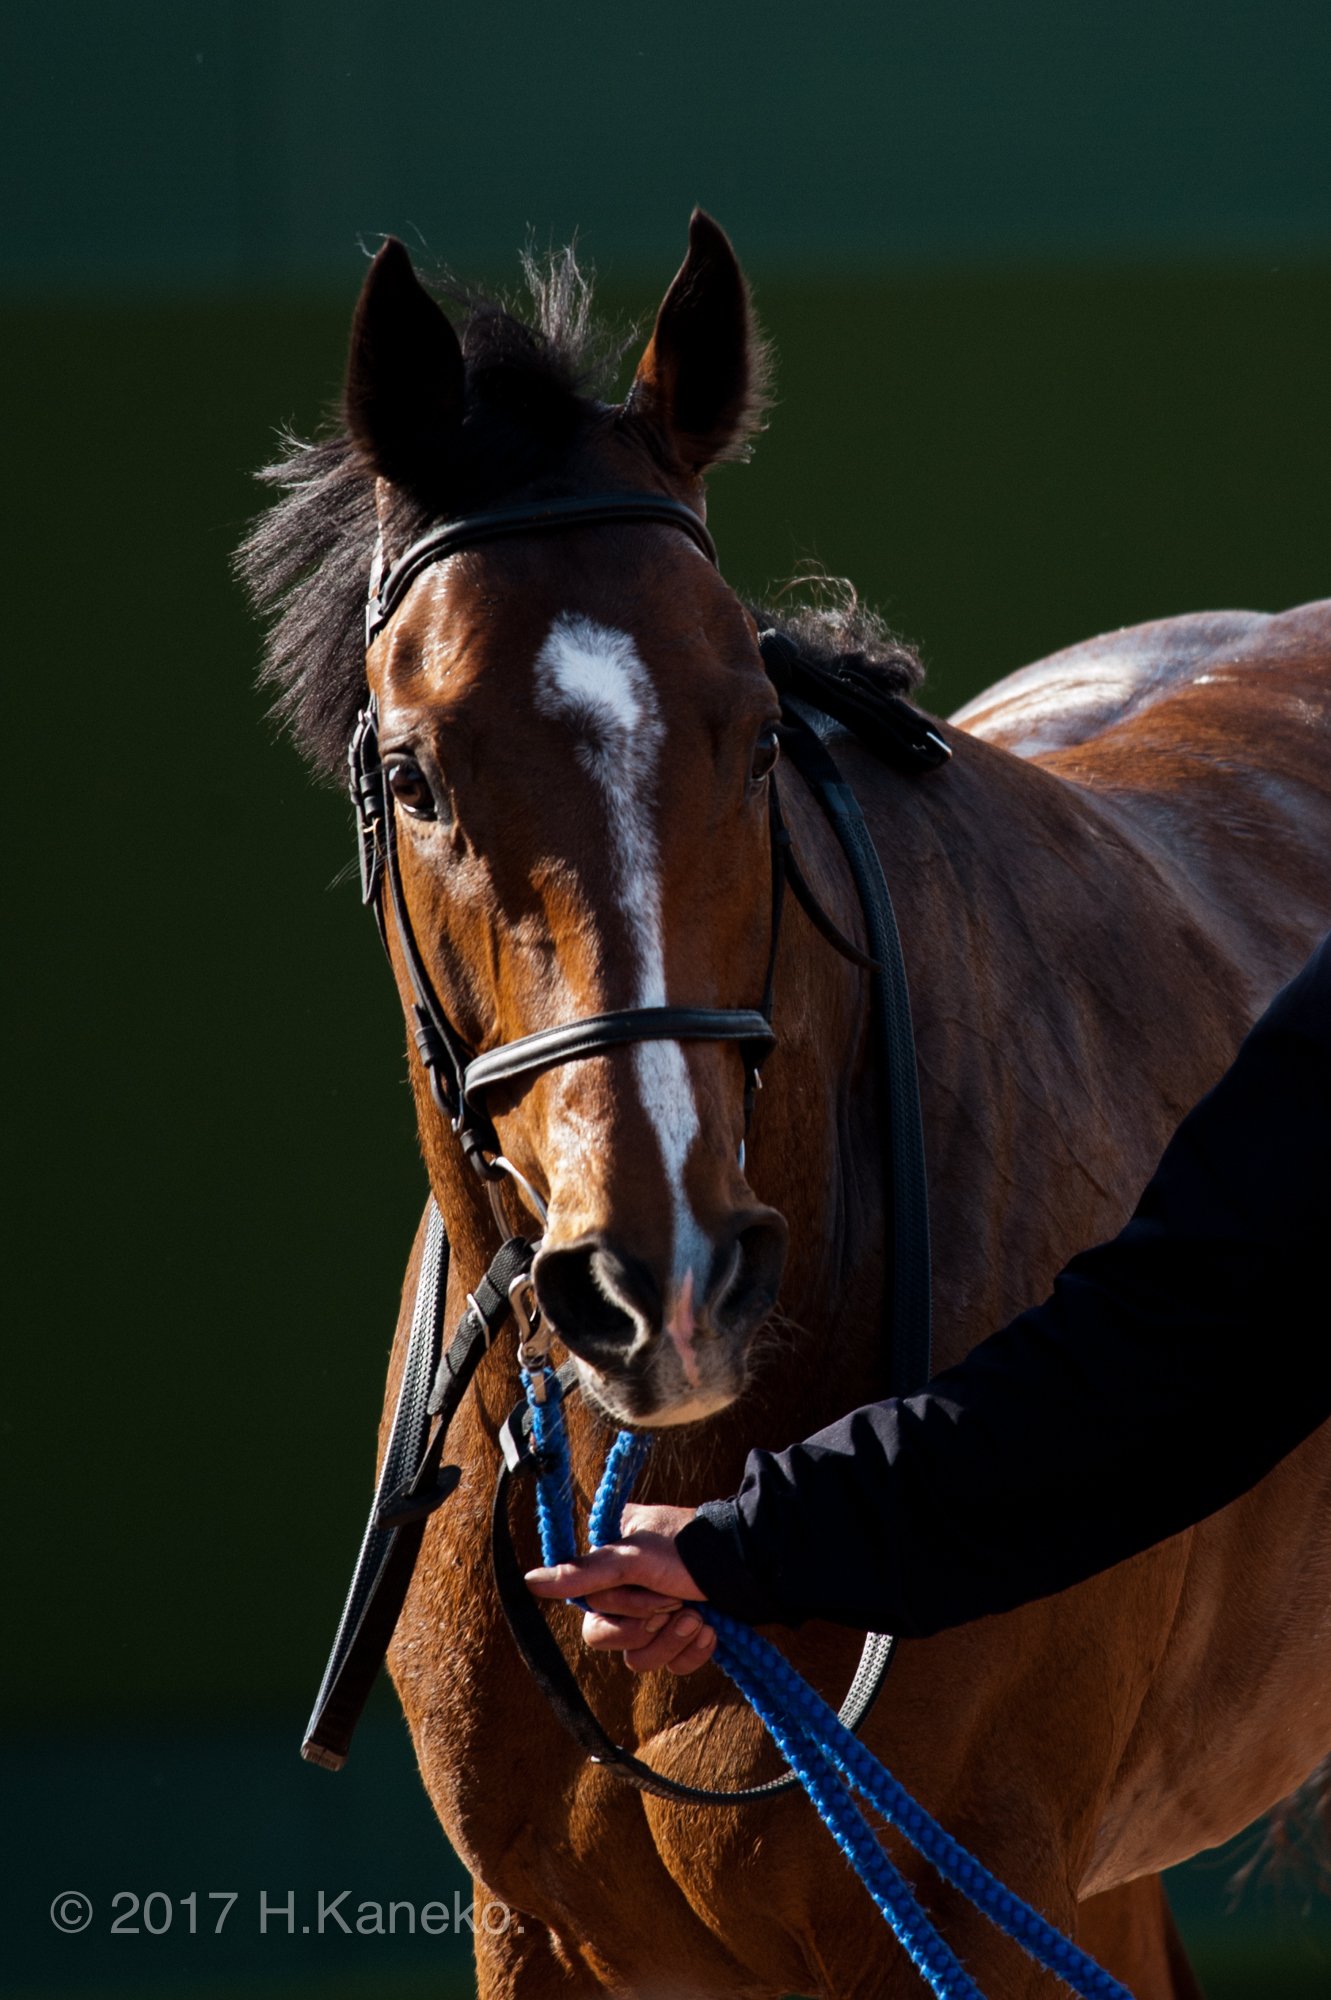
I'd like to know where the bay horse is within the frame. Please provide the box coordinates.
[243,212,1331,1998]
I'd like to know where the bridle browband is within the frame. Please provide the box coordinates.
[352,490,778,1187]
[306,486,950,1781]
[366,491,718,646]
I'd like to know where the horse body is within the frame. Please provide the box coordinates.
[384,597,1331,1995]
[244,216,1331,1997]
[947,601,1331,1893]
[956,600,1331,1894]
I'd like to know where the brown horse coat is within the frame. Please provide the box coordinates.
[382,600,1331,1996]
[244,216,1331,1998]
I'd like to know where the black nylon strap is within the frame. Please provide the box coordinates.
[301,1203,450,1770]
[379,1233,536,1526]
[368,493,718,644]
[435,1234,537,1409]
[300,1218,533,1770]
[463,1008,775,1100]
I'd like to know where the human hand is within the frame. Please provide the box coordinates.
[524,1502,716,1674]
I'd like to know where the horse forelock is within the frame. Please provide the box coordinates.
[237,247,627,780]
[237,244,918,783]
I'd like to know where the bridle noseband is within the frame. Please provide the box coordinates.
[350,491,782,1191]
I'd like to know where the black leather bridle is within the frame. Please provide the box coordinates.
[351,490,786,1190]
[365,491,719,645]
[304,487,950,1780]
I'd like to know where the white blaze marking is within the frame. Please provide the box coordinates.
[533,615,709,1313]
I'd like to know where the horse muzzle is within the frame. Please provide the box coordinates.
[531,1208,787,1425]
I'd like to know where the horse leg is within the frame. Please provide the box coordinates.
[472,1881,624,1999]
[1076,1874,1205,2000]
[472,1906,582,1999]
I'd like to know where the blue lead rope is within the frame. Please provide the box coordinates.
[522,1368,1132,2000]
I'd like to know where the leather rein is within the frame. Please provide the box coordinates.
[302,490,950,1787]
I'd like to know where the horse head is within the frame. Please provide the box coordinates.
[345,214,788,1425]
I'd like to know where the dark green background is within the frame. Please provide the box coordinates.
[6,4,1329,1994]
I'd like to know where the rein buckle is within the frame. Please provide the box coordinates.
[510,1273,552,1391]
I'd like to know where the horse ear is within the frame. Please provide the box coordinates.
[344,238,464,488]
[629,209,765,472]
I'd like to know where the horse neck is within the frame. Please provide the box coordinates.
[725,723,1200,1457]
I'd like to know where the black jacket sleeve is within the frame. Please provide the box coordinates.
[674,932,1331,1639]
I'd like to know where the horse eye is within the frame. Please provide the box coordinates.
[750,729,780,784]
[386,759,438,820]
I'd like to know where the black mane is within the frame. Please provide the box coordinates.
[238,248,922,781]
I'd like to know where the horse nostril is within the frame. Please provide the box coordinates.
[708,1215,787,1337]
[534,1216,786,1364]
[532,1239,657,1364]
